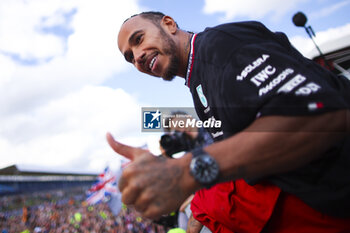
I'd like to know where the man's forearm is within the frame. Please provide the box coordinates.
[179,109,349,188]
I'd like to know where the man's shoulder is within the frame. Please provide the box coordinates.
[195,21,271,54]
[202,21,269,36]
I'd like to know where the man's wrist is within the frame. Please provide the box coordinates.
[189,148,220,188]
[177,152,203,194]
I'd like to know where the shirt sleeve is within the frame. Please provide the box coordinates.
[221,41,350,119]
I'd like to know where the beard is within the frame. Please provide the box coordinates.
[163,53,179,81]
[158,28,180,81]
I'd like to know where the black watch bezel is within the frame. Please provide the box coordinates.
[190,148,219,188]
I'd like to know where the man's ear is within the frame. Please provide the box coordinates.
[161,16,177,34]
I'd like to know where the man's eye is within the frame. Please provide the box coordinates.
[135,35,142,44]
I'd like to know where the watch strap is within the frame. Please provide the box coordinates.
[191,147,206,158]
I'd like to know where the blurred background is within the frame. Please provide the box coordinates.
[0,0,349,231]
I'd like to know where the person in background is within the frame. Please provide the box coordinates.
[159,111,212,232]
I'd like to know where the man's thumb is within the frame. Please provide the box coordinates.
[106,132,144,161]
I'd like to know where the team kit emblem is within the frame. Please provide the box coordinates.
[196,84,208,108]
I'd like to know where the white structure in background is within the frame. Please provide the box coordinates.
[306,33,350,80]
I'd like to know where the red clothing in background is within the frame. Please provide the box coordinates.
[191,179,350,233]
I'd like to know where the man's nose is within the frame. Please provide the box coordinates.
[134,49,146,68]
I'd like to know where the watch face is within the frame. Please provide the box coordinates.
[190,154,219,185]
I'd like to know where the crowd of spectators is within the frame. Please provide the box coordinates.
[0,187,168,233]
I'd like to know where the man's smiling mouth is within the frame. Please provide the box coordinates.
[149,56,156,70]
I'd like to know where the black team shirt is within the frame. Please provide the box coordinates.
[185,21,350,217]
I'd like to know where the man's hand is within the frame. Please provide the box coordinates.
[106,133,195,219]
[186,214,203,233]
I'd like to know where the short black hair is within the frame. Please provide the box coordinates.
[124,11,179,29]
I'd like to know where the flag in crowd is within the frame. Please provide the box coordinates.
[86,166,119,205]
[85,163,132,216]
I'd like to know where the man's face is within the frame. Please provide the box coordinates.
[118,15,179,81]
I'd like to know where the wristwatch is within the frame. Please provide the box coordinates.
[190,147,219,188]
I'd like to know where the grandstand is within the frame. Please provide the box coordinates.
[0,165,97,195]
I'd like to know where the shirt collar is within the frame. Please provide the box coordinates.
[185,33,197,87]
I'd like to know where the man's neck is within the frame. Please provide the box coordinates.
[177,31,194,78]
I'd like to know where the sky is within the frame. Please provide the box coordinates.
[0,0,349,173]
